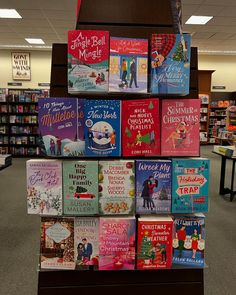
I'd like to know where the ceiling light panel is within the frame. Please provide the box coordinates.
[186,15,213,25]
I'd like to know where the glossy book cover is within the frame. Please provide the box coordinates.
[161,99,200,156]
[26,160,62,216]
[74,217,99,269]
[98,160,135,215]
[172,214,205,267]
[63,161,98,216]
[40,217,75,270]
[150,34,191,95]
[172,159,209,213]
[122,99,160,156]
[38,97,85,157]
[137,217,173,269]
[136,160,171,214]
[109,37,148,93]
[84,100,121,157]
[99,217,136,270]
[68,30,109,93]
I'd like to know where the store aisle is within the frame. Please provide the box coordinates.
[0,147,235,295]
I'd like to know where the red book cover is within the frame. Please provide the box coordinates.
[122,99,160,156]
[137,216,173,270]
[161,99,200,156]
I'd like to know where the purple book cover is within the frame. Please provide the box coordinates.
[38,97,85,157]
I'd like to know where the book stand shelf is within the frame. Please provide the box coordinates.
[38,1,203,294]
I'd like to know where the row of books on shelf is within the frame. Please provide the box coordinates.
[209,118,226,126]
[40,214,205,271]
[199,94,209,105]
[11,146,40,156]
[210,100,235,108]
[0,89,49,102]
[11,126,38,134]
[0,136,8,144]
[9,104,38,113]
[68,31,191,95]
[0,105,7,113]
[200,107,208,114]
[27,158,209,217]
[210,110,226,116]
[38,97,200,158]
[9,115,38,124]
[10,136,38,145]
[0,116,7,124]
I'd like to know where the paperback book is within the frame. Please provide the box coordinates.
[38,97,85,157]
[98,160,135,215]
[74,217,99,269]
[136,160,171,214]
[122,99,160,156]
[150,34,191,95]
[85,100,121,157]
[109,37,148,93]
[99,217,136,270]
[172,158,210,213]
[26,160,62,216]
[63,161,98,216]
[172,214,205,267]
[68,30,109,93]
[40,217,75,270]
[161,99,200,156]
[137,216,173,269]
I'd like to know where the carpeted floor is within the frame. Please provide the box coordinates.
[0,146,235,295]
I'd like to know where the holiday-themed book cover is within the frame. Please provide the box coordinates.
[137,216,173,269]
[150,34,191,95]
[172,158,209,213]
[98,160,135,215]
[63,161,98,216]
[68,30,109,93]
[122,99,160,156]
[161,99,200,156]
[85,100,121,157]
[99,217,136,270]
[40,217,75,270]
[136,160,171,214]
[172,214,205,267]
[109,37,148,93]
[38,97,85,157]
[26,160,62,216]
[74,217,99,269]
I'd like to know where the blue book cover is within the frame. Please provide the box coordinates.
[84,100,121,157]
[150,34,191,95]
[173,214,205,267]
[136,160,171,214]
[172,158,209,213]
[38,97,85,157]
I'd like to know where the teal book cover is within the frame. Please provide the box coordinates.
[63,161,98,215]
[172,158,209,213]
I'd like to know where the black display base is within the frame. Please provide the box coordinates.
[38,268,204,295]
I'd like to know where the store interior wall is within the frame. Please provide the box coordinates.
[0,50,51,89]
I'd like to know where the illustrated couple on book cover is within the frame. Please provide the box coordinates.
[118,57,139,89]
[76,238,93,264]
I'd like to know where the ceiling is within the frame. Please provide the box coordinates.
[0,0,236,54]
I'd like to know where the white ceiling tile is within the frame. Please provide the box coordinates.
[209,16,236,26]
[209,32,234,40]
[217,6,236,16]
[182,5,199,16]
[204,0,236,5]
[194,5,225,16]
[182,0,204,4]
[17,9,45,19]
[193,32,215,39]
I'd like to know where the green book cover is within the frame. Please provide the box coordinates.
[63,161,98,216]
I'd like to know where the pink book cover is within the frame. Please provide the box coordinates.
[161,99,200,156]
[99,217,136,270]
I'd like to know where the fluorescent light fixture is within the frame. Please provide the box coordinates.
[0,9,22,18]
[185,15,213,25]
[25,38,45,44]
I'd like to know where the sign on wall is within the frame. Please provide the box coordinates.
[11,52,31,81]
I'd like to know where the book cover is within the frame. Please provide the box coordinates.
[122,99,160,156]
[74,217,99,269]
[136,160,171,214]
[98,160,135,215]
[172,214,205,267]
[99,217,136,270]
[150,34,191,95]
[40,217,75,270]
[172,158,209,213]
[63,161,98,216]
[109,37,148,93]
[84,100,121,157]
[161,99,200,156]
[38,97,85,157]
[137,216,173,269]
[26,160,62,216]
[68,30,109,93]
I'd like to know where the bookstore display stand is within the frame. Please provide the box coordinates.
[38,1,203,294]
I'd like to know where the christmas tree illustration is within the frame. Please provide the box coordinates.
[139,236,152,259]
[125,127,132,138]
[172,42,184,62]
[159,187,168,200]
[148,101,154,109]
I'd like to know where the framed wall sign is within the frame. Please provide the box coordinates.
[11,52,31,81]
